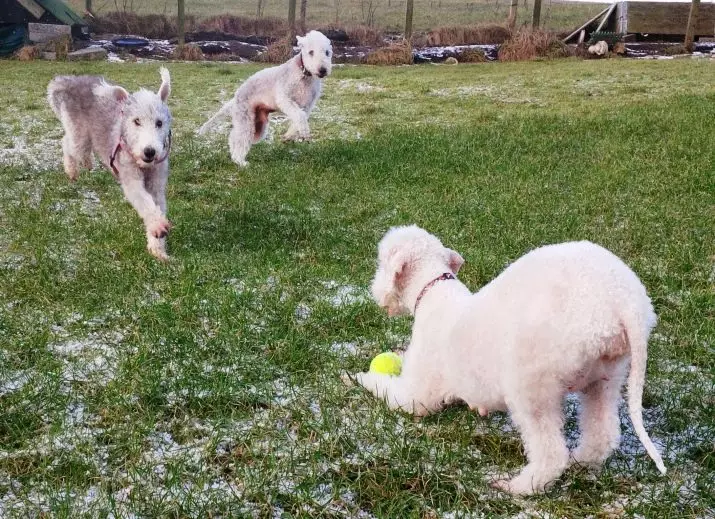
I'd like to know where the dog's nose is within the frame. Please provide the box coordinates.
[318,67,327,77]
[144,146,156,159]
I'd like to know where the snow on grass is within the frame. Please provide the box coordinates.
[48,330,128,386]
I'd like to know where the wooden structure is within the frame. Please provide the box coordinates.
[564,1,715,43]
[616,2,715,36]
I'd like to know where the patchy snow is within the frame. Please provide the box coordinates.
[320,281,369,307]
[337,79,385,93]
[0,371,30,396]
[0,135,61,172]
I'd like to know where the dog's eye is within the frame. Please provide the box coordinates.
[133,118,141,126]
[309,50,314,56]
[326,50,330,56]
[156,120,163,128]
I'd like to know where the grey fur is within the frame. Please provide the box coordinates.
[47,68,173,261]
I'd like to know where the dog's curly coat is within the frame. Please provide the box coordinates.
[47,69,173,261]
[347,225,666,495]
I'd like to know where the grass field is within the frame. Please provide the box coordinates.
[66,0,608,33]
[1,58,714,517]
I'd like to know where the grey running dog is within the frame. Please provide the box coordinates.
[47,68,173,261]
[198,30,332,167]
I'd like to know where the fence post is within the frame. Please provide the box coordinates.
[288,0,297,44]
[532,0,542,29]
[507,0,518,30]
[177,0,185,46]
[405,0,414,40]
[684,0,701,52]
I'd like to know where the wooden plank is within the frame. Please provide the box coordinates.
[595,2,617,33]
[616,1,628,33]
[624,1,715,36]
[17,0,45,19]
[28,22,71,43]
[562,6,611,42]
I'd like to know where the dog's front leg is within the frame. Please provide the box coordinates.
[143,169,170,261]
[276,93,310,142]
[347,371,441,417]
[119,173,171,261]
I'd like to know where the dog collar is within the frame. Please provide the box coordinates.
[414,272,456,313]
[297,54,312,77]
[109,130,172,179]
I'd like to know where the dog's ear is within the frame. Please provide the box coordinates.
[296,35,305,47]
[446,248,464,274]
[157,67,171,102]
[387,249,410,283]
[93,81,129,103]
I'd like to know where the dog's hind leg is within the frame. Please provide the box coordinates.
[572,361,627,469]
[493,383,569,495]
[228,107,254,168]
[61,133,80,181]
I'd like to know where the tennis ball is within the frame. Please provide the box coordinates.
[369,352,402,376]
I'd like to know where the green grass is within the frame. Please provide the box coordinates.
[0,59,714,517]
[66,0,608,33]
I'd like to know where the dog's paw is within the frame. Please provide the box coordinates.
[340,372,355,387]
[148,217,172,238]
[148,244,170,262]
[491,476,543,496]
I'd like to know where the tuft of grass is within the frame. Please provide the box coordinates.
[15,45,40,61]
[425,23,511,46]
[171,43,204,61]
[365,40,413,65]
[258,37,294,63]
[498,28,571,62]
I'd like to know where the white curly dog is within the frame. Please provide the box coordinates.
[347,225,666,495]
[197,30,332,167]
[47,68,173,261]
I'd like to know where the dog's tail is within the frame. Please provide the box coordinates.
[624,303,666,475]
[197,98,234,135]
[47,77,65,117]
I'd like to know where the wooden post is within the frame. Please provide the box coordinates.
[300,0,307,34]
[85,0,92,14]
[256,0,263,17]
[405,0,414,40]
[532,0,542,29]
[507,0,518,30]
[684,0,701,52]
[288,0,297,44]
[177,0,185,46]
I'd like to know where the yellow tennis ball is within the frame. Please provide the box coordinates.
[369,352,402,376]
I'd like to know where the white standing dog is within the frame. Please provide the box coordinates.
[197,30,333,167]
[347,225,666,495]
[47,69,173,261]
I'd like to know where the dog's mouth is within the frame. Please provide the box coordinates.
[142,157,154,164]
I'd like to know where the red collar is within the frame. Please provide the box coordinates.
[109,130,172,179]
[414,272,456,313]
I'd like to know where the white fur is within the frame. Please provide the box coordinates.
[47,68,173,261]
[197,30,332,167]
[346,225,666,495]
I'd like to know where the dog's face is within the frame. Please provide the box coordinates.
[95,68,172,167]
[297,30,333,78]
[371,225,464,317]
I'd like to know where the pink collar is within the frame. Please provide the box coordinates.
[109,130,172,179]
[414,272,456,313]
